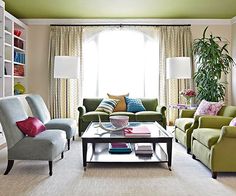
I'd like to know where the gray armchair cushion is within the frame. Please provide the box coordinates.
[26,95,51,124]
[0,98,26,149]
[8,130,66,161]
[45,119,77,139]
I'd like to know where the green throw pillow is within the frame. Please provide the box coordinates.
[95,99,119,114]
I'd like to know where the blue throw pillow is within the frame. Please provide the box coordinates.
[125,97,146,112]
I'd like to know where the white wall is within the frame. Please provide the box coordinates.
[26,24,234,104]
[27,25,50,104]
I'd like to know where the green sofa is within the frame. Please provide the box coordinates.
[78,98,166,136]
[175,106,236,153]
[191,116,236,179]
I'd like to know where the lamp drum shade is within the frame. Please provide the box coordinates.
[166,57,191,79]
[54,56,80,79]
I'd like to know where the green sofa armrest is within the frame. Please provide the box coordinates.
[220,126,236,138]
[199,116,233,129]
[180,109,196,118]
[78,106,86,118]
[156,105,166,116]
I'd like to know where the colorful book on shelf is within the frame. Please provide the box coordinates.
[108,143,132,154]
[124,126,151,137]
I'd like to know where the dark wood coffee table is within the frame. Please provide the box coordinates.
[81,122,173,170]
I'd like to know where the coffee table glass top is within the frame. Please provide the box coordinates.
[82,122,172,138]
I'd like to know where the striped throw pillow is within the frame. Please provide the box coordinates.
[95,99,119,114]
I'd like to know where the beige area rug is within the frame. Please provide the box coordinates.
[0,137,236,196]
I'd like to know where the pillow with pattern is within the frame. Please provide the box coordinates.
[125,97,146,113]
[195,99,223,116]
[107,93,129,112]
[229,117,236,126]
[95,98,119,114]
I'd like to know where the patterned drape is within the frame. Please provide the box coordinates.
[48,26,82,119]
[159,26,193,124]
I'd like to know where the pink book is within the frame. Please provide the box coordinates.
[124,126,151,135]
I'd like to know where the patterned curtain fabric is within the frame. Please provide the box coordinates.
[159,26,193,125]
[48,26,82,119]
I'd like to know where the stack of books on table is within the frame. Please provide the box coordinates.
[108,143,132,154]
[124,126,151,137]
[135,143,153,156]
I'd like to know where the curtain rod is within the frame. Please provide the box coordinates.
[50,24,191,27]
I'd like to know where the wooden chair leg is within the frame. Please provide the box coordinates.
[61,152,64,159]
[49,161,53,176]
[192,154,196,159]
[212,172,217,179]
[4,160,14,175]
[73,136,75,141]
[67,139,70,150]
[187,148,191,154]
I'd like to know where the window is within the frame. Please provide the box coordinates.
[83,28,159,98]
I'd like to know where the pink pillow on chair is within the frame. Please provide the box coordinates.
[195,100,223,116]
[229,117,236,126]
[16,117,46,137]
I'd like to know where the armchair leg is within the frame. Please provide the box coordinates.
[61,152,64,159]
[192,154,196,159]
[4,160,14,175]
[212,172,217,179]
[67,139,70,150]
[187,148,191,154]
[175,138,178,143]
[49,161,53,176]
[73,136,75,141]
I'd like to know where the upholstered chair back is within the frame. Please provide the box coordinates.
[0,98,26,149]
[26,95,51,124]
[218,106,236,117]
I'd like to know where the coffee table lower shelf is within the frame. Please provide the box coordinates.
[84,143,170,170]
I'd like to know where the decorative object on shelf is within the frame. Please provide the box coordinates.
[180,89,196,106]
[193,26,236,102]
[14,64,24,76]
[14,82,25,95]
[14,29,22,37]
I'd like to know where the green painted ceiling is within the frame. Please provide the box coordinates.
[3,0,236,19]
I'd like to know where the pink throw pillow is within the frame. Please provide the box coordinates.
[229,117,236,126]
[16,117,46,137]
[195,100,223,116]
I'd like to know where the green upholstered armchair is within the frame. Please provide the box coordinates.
[175,106,236,154]
[191,116,236,179]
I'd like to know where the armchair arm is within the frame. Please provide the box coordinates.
[180,109,196,118]
[78,106,86,118]
[220,126,236,138]
[198,116,233,129]
[156,105,166,116]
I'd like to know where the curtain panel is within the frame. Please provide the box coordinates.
[48,26,82,119]
[159,26,193,124]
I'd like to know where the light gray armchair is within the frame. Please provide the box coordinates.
[0,97,66,176]
[26,94,77,150]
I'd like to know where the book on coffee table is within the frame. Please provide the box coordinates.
[124,126,151,137]
[135,143,153,156]
[108,143,132,154]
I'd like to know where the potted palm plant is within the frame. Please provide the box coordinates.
[193,27,235,102]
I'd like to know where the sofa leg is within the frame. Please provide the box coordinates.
[61,152,64,159]
[4,160,14,175]
[192,154,196,159]
[175,138,178,143]
[73,136,75,141]
[67,139,70,150]
[49,161,53,176]
[212,172,217,179]
[187,148,191,154]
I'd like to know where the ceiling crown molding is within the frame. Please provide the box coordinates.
[21,18,232,26]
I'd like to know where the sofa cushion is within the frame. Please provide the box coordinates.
[125,97,146,112]
[107,93,129,112]
[110,112,136,121]
[192,128,221,148]
[82,111,109,122]
[175,118,194,132]
[135,111,162,121]
[95,98,119,114]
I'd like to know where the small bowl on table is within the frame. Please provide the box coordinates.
[109,116,129,128]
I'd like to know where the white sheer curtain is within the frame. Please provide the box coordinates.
[82,26,160,98]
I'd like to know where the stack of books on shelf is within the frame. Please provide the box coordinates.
[108,143,132,154]
[124,126,151,137]
[135,143,153,156]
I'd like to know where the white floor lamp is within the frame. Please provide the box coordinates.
[54,56,80,117]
